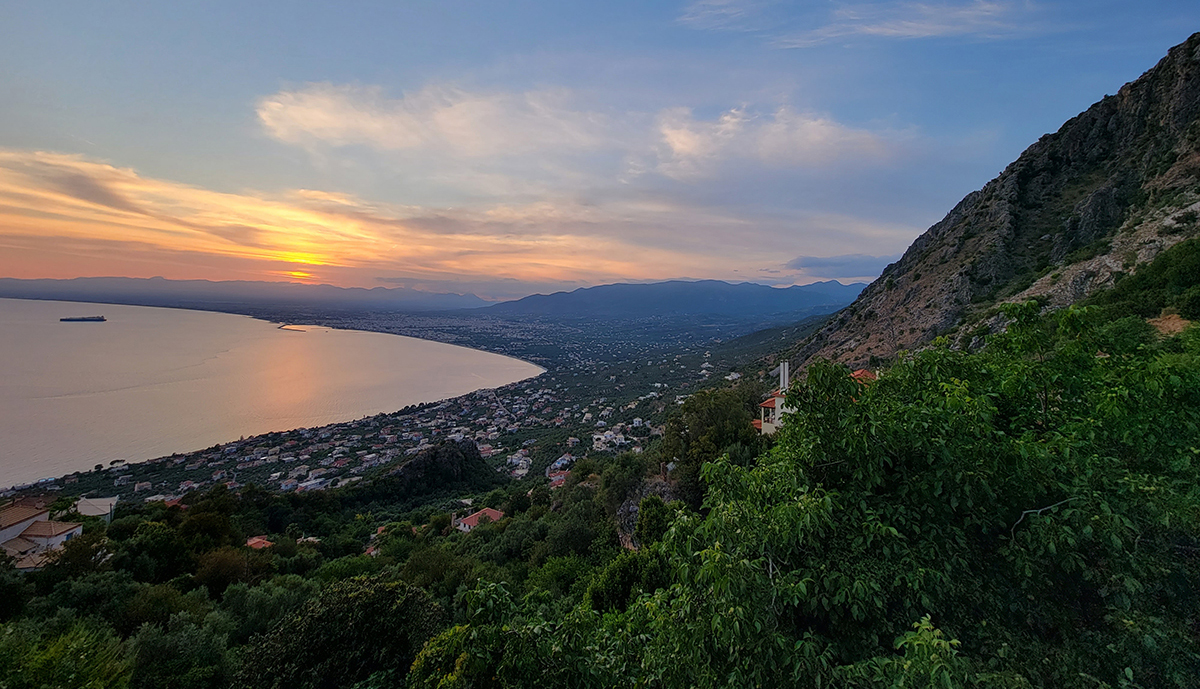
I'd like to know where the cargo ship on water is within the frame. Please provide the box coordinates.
[59,315,106,322]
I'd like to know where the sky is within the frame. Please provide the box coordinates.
[0,2,1197,300]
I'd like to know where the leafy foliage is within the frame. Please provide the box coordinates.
[5,300,1198,689]
[409,308,1200,688]
[233,577,445,689]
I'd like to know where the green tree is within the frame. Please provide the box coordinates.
[0,619,132,689]
[129,614,231,689]
[633,495,673,547]
[234,577,445,689]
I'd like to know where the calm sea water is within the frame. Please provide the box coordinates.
[0,298,542,488]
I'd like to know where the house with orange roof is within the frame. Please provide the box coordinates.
[455,507,504,533]
[758,362,794,436]
[758,364,878,435]
[548,470,570,489]
[851,368,878,383]
[245,536,274,550]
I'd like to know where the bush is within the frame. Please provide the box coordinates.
[234,577,445,689]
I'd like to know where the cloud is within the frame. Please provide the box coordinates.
[257,83,618,158]
[775,1,1035,48]
[677,0,773,31]
[0,147,925,297]
[655,106,893,178]
[786,253,901,278]
[258,81,903,195]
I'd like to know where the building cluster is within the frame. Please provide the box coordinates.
[1,495,117,571]
[9,338,707,507]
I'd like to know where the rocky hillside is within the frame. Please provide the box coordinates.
[794,32,1200,368]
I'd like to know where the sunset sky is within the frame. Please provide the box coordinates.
[1,2,1197,299]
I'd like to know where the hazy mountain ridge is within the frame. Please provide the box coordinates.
[794,32,1200,368]
[485,279,864,319]
[0,276,864,321]
[0,276,489,312]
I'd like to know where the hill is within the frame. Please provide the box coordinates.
[485,279,863,319]
[0,276,488,312]
[795,32,1200,367]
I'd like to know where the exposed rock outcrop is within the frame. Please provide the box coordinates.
[794,33,1200,368]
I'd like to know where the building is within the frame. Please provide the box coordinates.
[0,501,83,571]
[455,507,504,532]
[74,496,119,522]
[851,368,878,384]
[245,536,273,550]
[757,364,877,435]
[757,362,793,436]
[548,470,570,489]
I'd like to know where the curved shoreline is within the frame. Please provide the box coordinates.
[0,298,545,489]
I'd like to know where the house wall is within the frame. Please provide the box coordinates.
[26,525,82,551]
[0,510,49,543]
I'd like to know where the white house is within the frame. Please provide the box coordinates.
[1,501,83,571]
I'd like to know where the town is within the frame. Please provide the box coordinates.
[4,310,813,505]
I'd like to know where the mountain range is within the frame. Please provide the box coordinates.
[483,280,864,319]
[794,31,1200,368]
[0,276,864,322]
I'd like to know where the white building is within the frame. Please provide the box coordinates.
[1,501,83,571]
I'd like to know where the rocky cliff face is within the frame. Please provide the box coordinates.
[795,32,1200,368]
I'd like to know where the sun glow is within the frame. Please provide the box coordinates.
[0,147,853,293]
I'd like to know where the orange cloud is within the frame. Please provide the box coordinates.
[0,149,797,292]
[0,148,923,295]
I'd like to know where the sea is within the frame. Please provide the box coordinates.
[0,298,543,488]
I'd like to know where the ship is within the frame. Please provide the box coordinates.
[59,315,106,322]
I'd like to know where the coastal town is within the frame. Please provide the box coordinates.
[3,330,776,506]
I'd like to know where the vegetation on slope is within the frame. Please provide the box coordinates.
[2,291,1199,688]
[403,305,1200,688]
[1083,235,1200,319]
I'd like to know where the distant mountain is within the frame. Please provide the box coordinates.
[484,280,864,319]
[0,276,488,312]
[794,32,1200,368]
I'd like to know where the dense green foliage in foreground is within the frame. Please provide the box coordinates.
[3,303,1199,688]
[402,305,1200,688]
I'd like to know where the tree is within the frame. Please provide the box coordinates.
[633,495,672,547]
[0,619,132,689]
[660,388,761,509]
[130,614,232,689]
[234,577,446,689]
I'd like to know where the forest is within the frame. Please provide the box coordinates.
[3,244,1200,688]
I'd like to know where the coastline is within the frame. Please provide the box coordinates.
[0,297,545,490]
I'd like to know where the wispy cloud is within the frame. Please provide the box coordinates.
[681,1,1041,48]
[257,83,619,158]
[258,81,903,195]
[677,0,774,31]
[781,1,1038,48]
[781,1,1033,48]
[654,106,896,178]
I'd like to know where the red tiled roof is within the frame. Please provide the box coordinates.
[2,536,37,556]
[20,520,81,538]
[752,419,763,430]
[245,536,274,550]
[851,368,878,382]
[459,508,504,529]
[0,505,48,529]
[759,398,776,408]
